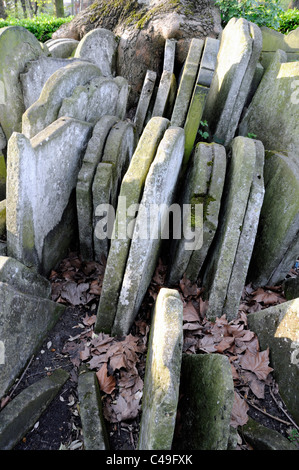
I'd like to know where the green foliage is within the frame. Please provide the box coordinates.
[0,14,74,42]
[198,120,209,141]
[278,8,299,33]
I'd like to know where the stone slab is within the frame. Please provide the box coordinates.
[7,117,92,275]
[77,115,119,261]
[197,37,220,87]
[138,288,183,450]
[242,417,297,450]
[95,117,170,334]
[74,27,118,77]
[0,200,5,238]
[114,76,130,120]
[0,26,44,141]
[77,370,109,450]
[171,38,204,128]
[47,38,79,58]
[163,38,176,74]
[134,70,157,136]
[0,242,6,255]
[0,282,66,399]
[0,154,5,201]
[112,127,185,336]
[0,369,69,449]
[152,70,177,119]
[248,151,299,287]
[247,299,299,426]
[174,353,234,450]
[283,277,299,301]
[22,61,101,138]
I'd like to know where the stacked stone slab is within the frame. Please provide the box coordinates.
[0,26,45,141]
[0,256,66,399]
[111,126,185,336]
[95,117,170,334]
[7,116,92,275]
[74,28,118,77]
[201,136,265,321]
[167,142,227,286]
[203,18,263,147]
[248,151,299,288]
[138,288,183,450]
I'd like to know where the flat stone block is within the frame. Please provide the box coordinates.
[134,70,157,135]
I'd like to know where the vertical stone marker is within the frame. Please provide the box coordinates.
[7,117,92,275]
[133,70,157,135]
[0,26,44,141]
[22,62,102,138]
[112,127,185,336]
[204,18,262,146]
[77,115,119,261]
[171,38,204,128]
[197,37,220,87]
[248,151,299,287]
[95,117,170,334]
[74,28,118,77]
[138,288,183,450]
[163,39,176,74]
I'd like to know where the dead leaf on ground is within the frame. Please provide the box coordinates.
[96,363,116,394]
[230,391,249,428]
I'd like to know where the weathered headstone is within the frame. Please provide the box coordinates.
[248,150,299,287]
[74,28,118,77]
[22,61,102,138]
[163,38,176,74]
[202,137,264,321]
[95,117,170,334]
[203,18,262,146]
[114,76,130,120]
[7,117,92,275]
[259,25,299,69]
[197,36,220,87]
[174,353,234,450]
[151,70,177,119]
[247,298,299,425]
[0,25,44,140]
[138,288,183,450]
[77,115,119,261]
[112,126,185,336]
[171,38,204,128]
[47,38,79,58]
[133,70,157,135]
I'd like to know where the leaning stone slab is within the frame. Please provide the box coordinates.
[248,150,299,287]
[283,277,299,301]
[95,117,170,334]
[171,38,204,128]
[0,200,5,238]
[22,61,101,138]
[47,38,79,58]
[0,26,44,141]
[77,115,119,261]
[202,136,257,321]
[163,38,176,74]
[197,37,220,87]
[247,298,299,426]
[7,117,92,275]
[74,27,118,77]
[0,281,66,399]
[151,70,177,119]
[204,18,262,146]
[174,353,234,450]
[134,70,157,135]
[114,76,130,120]
[112,127,185,336]
[138,288,183,450]
[77,370,109,450]
[0,155,5,201]
[0,369,69,450]
[239,50,299,160]
[242,417,296,450]
[0,243,6,255]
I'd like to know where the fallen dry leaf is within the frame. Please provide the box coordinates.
[230,391,249,428]
[96,363,116,394]
[239,348,273,381]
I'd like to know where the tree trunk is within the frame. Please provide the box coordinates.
[0,0,6,19]
[288,0,299,8]
[20,0,28,17]
[54,0,64,17]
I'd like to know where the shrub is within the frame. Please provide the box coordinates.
[0,14,74,42]
[278,8,299,33]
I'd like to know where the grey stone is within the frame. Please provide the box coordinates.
[133,70,157,135]
[77,115,119,261]
[0,125,6,151]
[22,61,101,138]
[248,151,299,287]
[197,36,220,87]
[245,62,264,107]
[242,417,297,450]
[77,370,109,450]
[7,117,92,275]
[74,27,118,77]
[0,200,5,238]
[152,70,177,118]
[174,353,234,450]
[112,127,185,336]
[163,38,176,74]
[0,154,5,201]
[138,288,183,450]
[0,242,6,256]
[247,299,299,426]
[0,369,69,449]
[114,76,130,120]
[0,282,66,399]
[0,26,44,141]
[171,38,204,128]
[204,18,262,146]
[95,117,170,334]
[283,277,299,301]
[47,38,79,58]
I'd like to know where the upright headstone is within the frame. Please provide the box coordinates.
[112,127,185,336]
[163,39,176,74]
[47,38,79,58]
[151,70,177,119]
[133,70,157,135]
[7,117,92,275]
[138,288,183,450]
[197,37,220,87]
[95,117,170,334]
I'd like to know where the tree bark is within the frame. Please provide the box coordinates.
[288,0,299,8]
[54,0,64,17]
[0,0,6,19]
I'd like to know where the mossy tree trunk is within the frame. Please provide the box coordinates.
[0,0,6,19]
[54,0,64,18]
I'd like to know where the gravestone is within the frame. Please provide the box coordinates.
[138,288,183,450]
[197,37,220,87]
[112,126,185,336]
[95,117,170,334]
[22,62,102,138]
[7,117,92,275]
[151,70,177,119]
[47,38,79,58]
[133,70,157,135]
[0,25,44,141]
[163,38,176,74]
